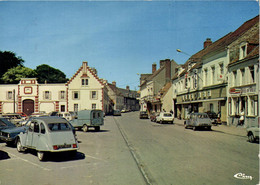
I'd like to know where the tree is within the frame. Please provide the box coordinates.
[1,66,37,84]
[35,64,68,83]
[0,51,24,81]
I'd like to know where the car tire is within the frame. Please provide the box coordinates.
[95,126,100,132]
[16,138,25,152]
[82,125,88,132]
[37,151,45,161]
[248,132,255,143]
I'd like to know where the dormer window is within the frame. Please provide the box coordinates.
[239,42,247,60]
[82,79,89,86]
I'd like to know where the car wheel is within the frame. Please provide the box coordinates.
[95,126,100,132]
[82,125,88,132]
[37,151,45,161]
[16,138,25,152]
[160,120,162,124]
[248,132,255,143]
[207,126,212,131]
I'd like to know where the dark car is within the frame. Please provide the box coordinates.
[139,111,149,119]
[205,111,220,125]
[0,117,16,131]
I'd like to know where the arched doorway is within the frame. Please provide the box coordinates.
[23,99,34,116]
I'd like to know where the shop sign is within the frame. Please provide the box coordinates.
[229,88,241,94]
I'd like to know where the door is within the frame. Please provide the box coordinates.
[23,99,34,116]
[25,121,34,148]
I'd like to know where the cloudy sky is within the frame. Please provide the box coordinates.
[0,1,258,90]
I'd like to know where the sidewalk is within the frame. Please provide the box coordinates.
[174,118,247,137]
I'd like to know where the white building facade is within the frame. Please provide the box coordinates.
[0,62,110,115]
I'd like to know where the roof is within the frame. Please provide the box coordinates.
[174,15,259,79]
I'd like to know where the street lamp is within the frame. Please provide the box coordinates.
[176,49,191,57]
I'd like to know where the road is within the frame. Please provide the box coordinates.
[0,112,259,185]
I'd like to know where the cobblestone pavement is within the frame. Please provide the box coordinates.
[174,118,247,137]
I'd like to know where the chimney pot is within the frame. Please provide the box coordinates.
[204,38,212,48]
[152,63,157,73]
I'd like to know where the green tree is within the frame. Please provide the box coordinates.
[0,51,24,81]
[1,66,37,84]
[35,64,68,83]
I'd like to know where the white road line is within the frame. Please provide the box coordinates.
[8,152,51,171]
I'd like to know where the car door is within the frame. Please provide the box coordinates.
[32,121,40,148]
[25,121,35,148]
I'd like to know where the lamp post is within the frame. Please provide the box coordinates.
[176,49,191,57]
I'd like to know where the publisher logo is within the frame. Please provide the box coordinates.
[234,173,253,180]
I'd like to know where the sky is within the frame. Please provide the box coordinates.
[0,1,259,90]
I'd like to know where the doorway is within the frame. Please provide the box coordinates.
[23,99,34,116]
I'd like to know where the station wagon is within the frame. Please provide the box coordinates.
[70,110,104,132]
[16,117,79,161]
[184,113,212,131]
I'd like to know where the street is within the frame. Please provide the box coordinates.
[0,112,259,185]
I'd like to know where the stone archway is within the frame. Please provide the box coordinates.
[23,99,34,116]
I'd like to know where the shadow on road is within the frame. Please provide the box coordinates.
[0,150,10,160]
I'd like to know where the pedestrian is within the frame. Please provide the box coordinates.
[238,109,244,126]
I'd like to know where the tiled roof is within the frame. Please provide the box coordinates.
[176,15,259,78]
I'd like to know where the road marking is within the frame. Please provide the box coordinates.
[8,152,51,171]
[85,154,107,162]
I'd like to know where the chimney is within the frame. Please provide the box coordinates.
[165,59,171,82]
[83,61,88,73]
[160,60,166,68]
[204,38,212,48]
[112,81,116,86]
[152,63,157,74]
[126,86,130,91]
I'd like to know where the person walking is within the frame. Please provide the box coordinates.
[239,109,244,126]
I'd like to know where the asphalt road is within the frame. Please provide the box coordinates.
[0,112,259,185]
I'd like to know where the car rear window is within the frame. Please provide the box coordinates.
[163,113,172,117]
[48,123,71,131]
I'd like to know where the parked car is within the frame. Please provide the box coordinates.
[113,109,121,116]
[156,112,174,124]
[0,116,44,145]
[70,110,104,132]
[0,117,16,131]
[150,112,159,122]
[16,117,79,161]
[57,112,76,121]
[184,113,212,130]
[1,113,23,126]
[247,127,259,143]
[205,111,220,125]
[139,111,149,119]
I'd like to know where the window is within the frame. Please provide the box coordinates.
[34,122,40,133]
[219,63,224,74]
[7,91,13,100]
[73,91,79,99]
[211,66,215,85]
[92,104,96,109]
[74,104,78,112]
[249,66,255,83]
[60,105,65,112]
[91,91,97,99]
[60,91,66,100]
[40,123,46,134]
[240,68,245,85]
[240,45,247,59]
[232,71,237,87]
[204,68,208,86]
[44,91,51,100]
[82,79,88,86]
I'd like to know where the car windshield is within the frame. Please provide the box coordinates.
[163,113,172,117]
[197,114,209,118]
[0,118,15,127]
[48,122,71,131]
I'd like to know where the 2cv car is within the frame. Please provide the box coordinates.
[16,117,79,161]
[70,110,104,132]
